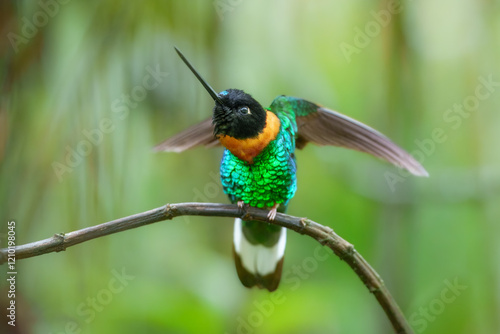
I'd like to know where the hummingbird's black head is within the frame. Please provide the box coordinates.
[173,48,267,139]
[212,89,267,139]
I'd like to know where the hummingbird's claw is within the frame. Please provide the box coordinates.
[267,203,280,221]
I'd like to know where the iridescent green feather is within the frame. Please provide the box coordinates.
[220,96,302,249]
[219,104,298,210]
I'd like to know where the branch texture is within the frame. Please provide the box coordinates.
[0,202,413,334]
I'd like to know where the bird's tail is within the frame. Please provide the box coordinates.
[232,218,286,292]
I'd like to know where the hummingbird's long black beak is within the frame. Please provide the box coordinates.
[174,47,225,106]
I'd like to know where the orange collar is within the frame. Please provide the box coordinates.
[217,111,281,163]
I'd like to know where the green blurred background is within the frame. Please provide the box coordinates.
[1,0,499,333]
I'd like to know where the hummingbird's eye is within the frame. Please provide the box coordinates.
[238,106,251,115]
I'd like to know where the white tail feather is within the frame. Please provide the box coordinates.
[233,218,286,276]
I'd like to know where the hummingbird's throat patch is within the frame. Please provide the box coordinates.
[217,111,281,163]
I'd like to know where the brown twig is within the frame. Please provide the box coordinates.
[0,202,413,333]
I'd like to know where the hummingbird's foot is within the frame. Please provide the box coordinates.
[237,200,245,209]
[267,203,280,221]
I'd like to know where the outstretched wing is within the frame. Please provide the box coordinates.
[153,118,220,152]
[271,96,428,177]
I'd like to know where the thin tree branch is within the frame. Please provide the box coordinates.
[0,202,413,333]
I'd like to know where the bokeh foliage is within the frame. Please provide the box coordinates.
[1,0,499,333]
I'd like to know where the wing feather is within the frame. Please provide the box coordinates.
[296,106,428,177]
[153,118,220,152]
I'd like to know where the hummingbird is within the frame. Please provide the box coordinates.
[155,48,428,292]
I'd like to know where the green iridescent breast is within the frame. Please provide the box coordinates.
[220,115,297,209]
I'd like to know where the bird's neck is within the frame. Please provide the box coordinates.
[217,111,281,164]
